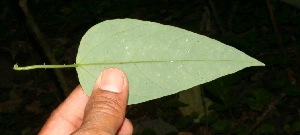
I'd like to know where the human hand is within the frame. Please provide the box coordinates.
[39,68,133,135]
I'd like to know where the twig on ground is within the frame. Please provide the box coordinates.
[249,1,293,133]
[249,92,286,133]
[207,0,226,34]
[18,0,70,96]
[266,0,286,55]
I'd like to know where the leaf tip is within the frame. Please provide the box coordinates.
[259,59,266,66]
[258,61,265,66]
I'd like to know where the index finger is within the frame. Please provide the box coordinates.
[39,85,88,135]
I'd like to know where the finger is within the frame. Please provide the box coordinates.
[72,67,131,135]
[117,118,133,135]
[39,86,88,135]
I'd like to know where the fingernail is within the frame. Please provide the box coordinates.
[99,68,125,93]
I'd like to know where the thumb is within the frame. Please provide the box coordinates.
[72,68,132,135]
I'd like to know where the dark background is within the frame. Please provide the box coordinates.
[0,0,299,134]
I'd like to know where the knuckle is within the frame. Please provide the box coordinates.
[86,94,125,118]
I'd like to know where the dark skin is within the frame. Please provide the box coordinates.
[39,68,133,135]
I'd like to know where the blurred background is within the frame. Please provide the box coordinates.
[0,0,299,134]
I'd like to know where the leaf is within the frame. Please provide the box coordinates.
[76,19,264,105]
[213,120,231,133]
[282,0,300,10]
[255,123,275,134]
[245,88,271,111]
[178,86,213,123]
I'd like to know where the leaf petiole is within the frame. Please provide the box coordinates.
[13,64,79,70]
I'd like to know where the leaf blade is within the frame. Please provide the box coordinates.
[76,19,264,105]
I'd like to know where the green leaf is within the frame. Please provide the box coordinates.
[178,86,213,123]
[213,119,231,133]
[245,88,272,111]
[284,120,300,133]
[76,19,264,105]
[199,111,219,125]
[255,123,275,135]
[232,124,248,135]
[282,0,300,10]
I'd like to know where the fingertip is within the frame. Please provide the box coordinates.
[99,68,127,93]
[94,67,128,94]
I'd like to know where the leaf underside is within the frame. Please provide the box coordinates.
[76,19,264,105]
